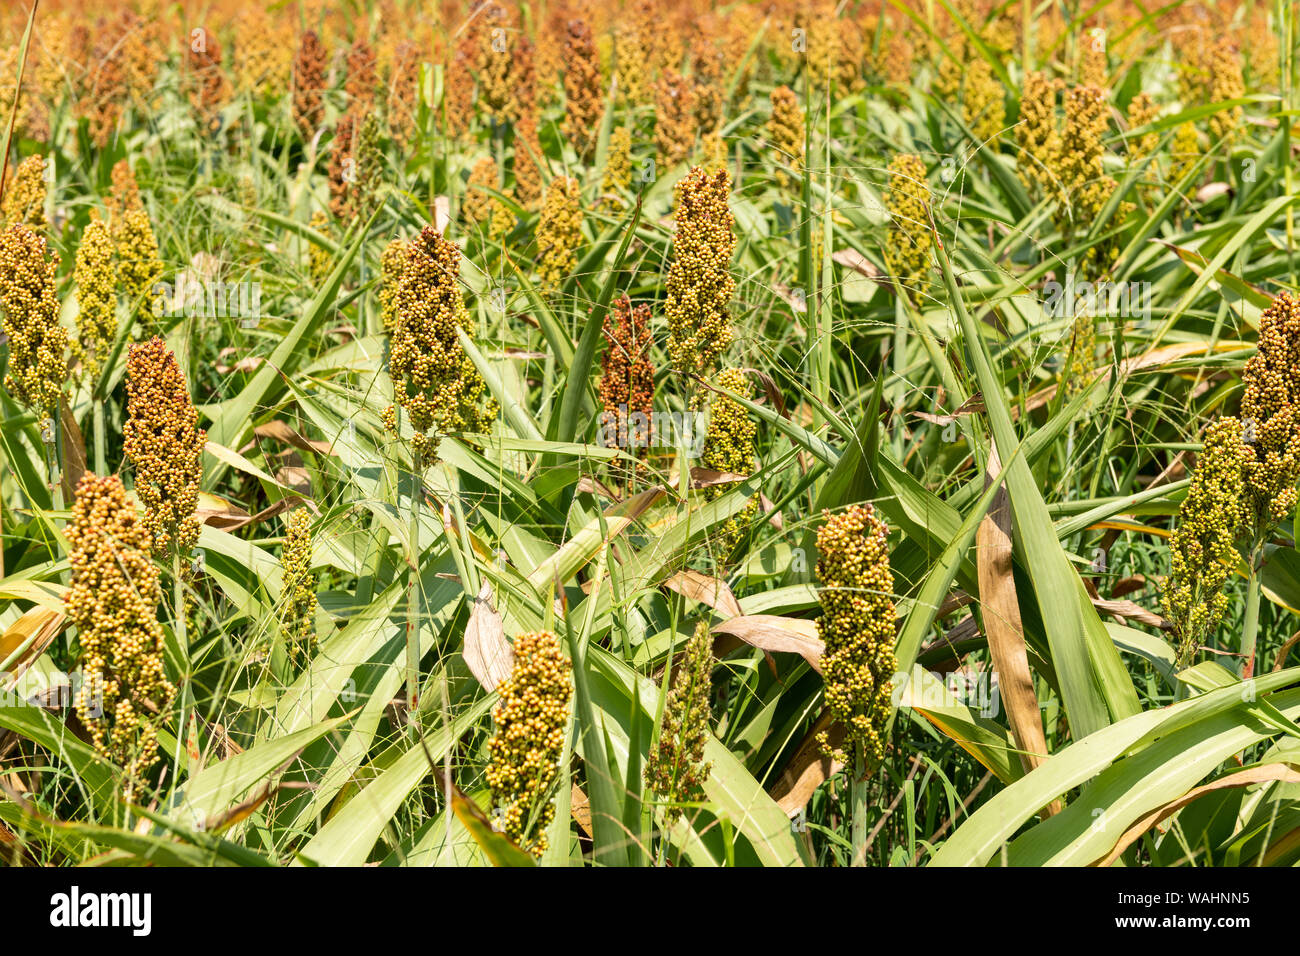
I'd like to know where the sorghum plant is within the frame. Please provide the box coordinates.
[535,177,582,294]
[382,225,496,461]
[68,473,175,801]
[1161,416,1250,668]
[279,508,319,671]
[0,224,66,424]
[665,167,734,378]
[644,621,715,825]
[485,630,572,856]
[815,504,897,765]
[123,336,206,560]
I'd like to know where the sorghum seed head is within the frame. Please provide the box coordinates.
[383,225,497,460]
[0,223,66,421]
[1240,292,1300,529]
[654,70,696,171]
[292,30,329,139]
[67,473,174,798]
[767,86,804,193]
[1161,416,1250,668]
[1017,71,1062,196]
[535,177,582,294]
[699,368,758,553]
[280,507,319,672]
[815,504,897,764]
[883,153,932,304]
[1,155,47,232]
[561,18,603,162]
[73,216,117,385]
[115,209,164,308]
[665,166,735,378]
[644,620,715,824]
[123,336,205,559]
[485,630,572,857]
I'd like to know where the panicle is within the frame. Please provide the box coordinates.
[382,225,497,461]
[664,166,735,378]
[561,18,603,162]
[767,86,804,193]
[73,216,117,385]
[644,620,715,824]
[1240,292,1300,529]
[0,223,66,421]
[1161,416,1250,668]
[485,630,572,857]
[68,473,175,799]
[123,336,205,559]
[882,153,932,304]
[815,504,898,765]
[535,177,583,294]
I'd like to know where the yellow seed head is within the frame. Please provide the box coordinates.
[535,177,583,294]
[601,126,632,211]
[73,216,117,385]
[1161,416,1250,668]
[0,223,66,421]
[963,58,1005,143]
[309,210,333,286]
[123,336,205,559]
[68,473,175,798]
[883,153,932,303]
[815,504,897,764]
[644,620,715,824]
[383,226,496,460]
[116,209,164,307]
[1125,92,1160,162]
[665,166,735,377]
[699,368,758,552]
[378,236,407,333]
[767,86,804,192]
[1017,71,1061,195]
[485,630,572,857]
[280,507,318,671]
[1240,292,1300,529]
[2,155,47,232]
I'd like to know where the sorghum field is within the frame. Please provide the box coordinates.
[0,0,1297,871]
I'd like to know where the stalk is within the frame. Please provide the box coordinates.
[405,449,422,723]
[93,397,106,476]
[850,751,867,866]
[169,549,189,799]
[1241,544,1263,678]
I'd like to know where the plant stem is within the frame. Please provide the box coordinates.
[1241,545,1263,678]
[406,451,422,724]
[93,397,106,476]
[851,752,867,867]
[170,549,190,795]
